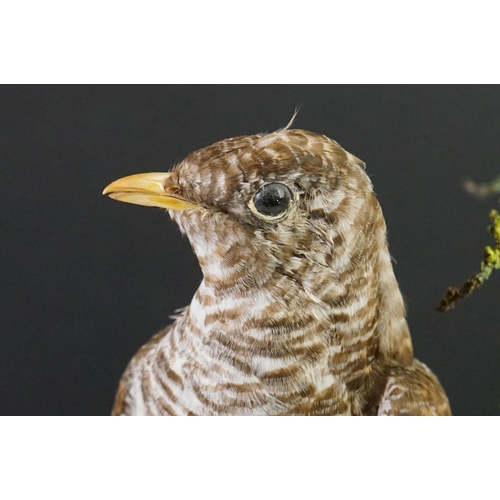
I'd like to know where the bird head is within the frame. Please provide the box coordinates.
[104,128,413,365]
[103,129,374,280]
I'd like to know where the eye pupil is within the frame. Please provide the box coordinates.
[253,183,291,217]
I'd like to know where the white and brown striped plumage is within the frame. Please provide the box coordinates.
[104,128,451,416]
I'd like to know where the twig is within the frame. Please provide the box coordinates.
[437,210,500,312]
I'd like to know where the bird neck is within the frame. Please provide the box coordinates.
[160,216,413,414]
[178,208,413,373]
[168,200,413,408]
[180,247,380,374]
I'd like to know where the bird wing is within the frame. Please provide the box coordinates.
[376,360,451,416]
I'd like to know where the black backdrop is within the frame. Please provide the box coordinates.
[2,85,500,416]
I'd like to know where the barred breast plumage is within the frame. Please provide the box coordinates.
[104,127,451,416]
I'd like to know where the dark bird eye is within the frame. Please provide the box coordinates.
[253,183,292,217]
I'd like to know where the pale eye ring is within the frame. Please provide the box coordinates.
[252,183,292,218]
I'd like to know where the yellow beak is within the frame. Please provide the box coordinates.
[102,172,197,210]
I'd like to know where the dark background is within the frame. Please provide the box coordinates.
[2,85,500,416]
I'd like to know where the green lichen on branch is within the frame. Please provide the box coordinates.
[437,209,500,312]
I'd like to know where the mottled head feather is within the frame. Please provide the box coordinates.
[282,107,300,130]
